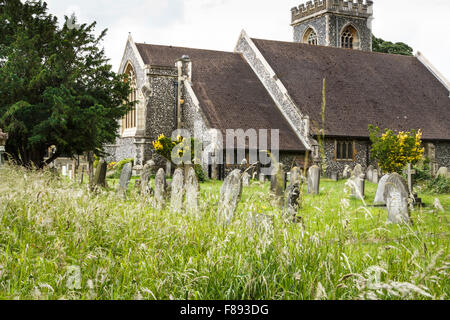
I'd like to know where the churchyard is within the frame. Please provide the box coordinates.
[0,163,448,300]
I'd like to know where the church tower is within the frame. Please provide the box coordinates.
[291,0,374,51]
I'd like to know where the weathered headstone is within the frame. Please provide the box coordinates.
[217,169,242,224]
[117,162,132,199]
[437,167,448,178]
[384,173,412,224]
[140,160,155,195]
[185,167,199,215]
[434,198,444,212]
[270,163,285,197]
[259,173,265,183]
[92,161,107,188]
[350,164,365,200]
[170,168,184,212]
[342,165,351,179]
[374,174,390,206]
[62,165,68,177]
[242,172,251,187]
[330,172,338,182]
[289,167,302,186]
[372,169,379,184]
[366,165,374,182]
[154,168,166,210]
[307,165,320,195]
[283,182,301,222]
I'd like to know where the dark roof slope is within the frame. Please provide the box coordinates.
[252,39,450,141]
[135,43,306,151]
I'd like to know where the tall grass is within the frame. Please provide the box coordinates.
[0,164,448,300]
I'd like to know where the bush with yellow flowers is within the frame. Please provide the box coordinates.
[152,134,198,165]
[369,125,425,174]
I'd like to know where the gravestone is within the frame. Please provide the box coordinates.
[259,173,265,183]
[242,172,251,187]
[372,170,379,184]
[434,198,444,212]
[185,167,199,215]
[283,182,301,222]
[366,165,374,182]
[140,160,155,195]
[374,174,390,206]
[217,169,242,224]
[342,165,351,179]
[92,161,107,188]
[289,167,302,186]
[154,168,166,210]
[170,168,184,212]
[403,163,422,206]
[330,172,338,182]
[307,165,320,195]
[0,128,8,167]
[117,162,132,199]
[384,173,412,224]
[350,164,365,200]
[62,166,68,177]
[270,163,285,197]
[437,167,448,178]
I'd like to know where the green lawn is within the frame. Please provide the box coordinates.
[0,165,448,300]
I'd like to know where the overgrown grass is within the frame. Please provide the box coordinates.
[0,165,448,300]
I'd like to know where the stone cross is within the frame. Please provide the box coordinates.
[154,168,166,210]
[384,173,412,225]
[170,168,184,212]
[185,167,199,216]
[0,128,7,167]
[307,165,320,195]
[117,162,132,199]
[373,174,390,206]
[217,169,242,224]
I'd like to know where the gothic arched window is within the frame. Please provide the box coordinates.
[340,25,359,49]
[303,28,318,46]
[123,63,137,131]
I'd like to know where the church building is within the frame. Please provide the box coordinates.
[105,0,450,178]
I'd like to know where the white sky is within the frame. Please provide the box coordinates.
[45,0,450,80]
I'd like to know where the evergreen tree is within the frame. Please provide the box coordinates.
[0,0,133,168]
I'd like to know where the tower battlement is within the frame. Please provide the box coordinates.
[291,0,373,25]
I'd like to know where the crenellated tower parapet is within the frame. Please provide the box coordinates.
[291,0,373,25]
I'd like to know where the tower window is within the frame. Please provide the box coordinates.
[303,28,318,46]
[340,25,359,49]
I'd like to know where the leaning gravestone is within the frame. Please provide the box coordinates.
[92,161,107,188]
[154,168,166,210]
[373,174,390,206]
[217,169,242,224]
[350,164,365,200]
[242,172,251,187]
[185,167,199,215]
[307,165,320,195]
[140,160,155,195]
[117,162,132,199]
[170,168,184,212]
[384,173,412,225]
[283,182,300,222]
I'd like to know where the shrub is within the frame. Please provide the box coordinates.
[195,164,207,182]
[153,134,201,166]
[426,175,450,194]
[413,159,432,182]
[369,125,424,174]
[112,158,134,179]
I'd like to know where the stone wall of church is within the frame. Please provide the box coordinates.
[323,138,371,176]
[293,15,327,45]
[104,137,135,164]
[436,141,450,168]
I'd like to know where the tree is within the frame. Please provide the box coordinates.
[0,0,133,168]
[372,36,413,56]
[369,125,424,174]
